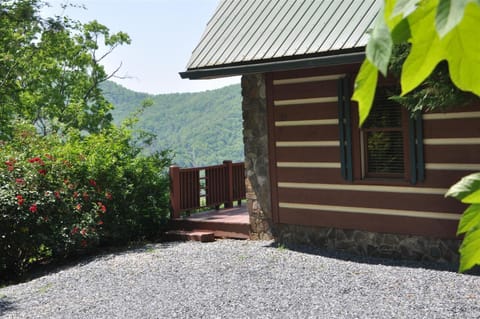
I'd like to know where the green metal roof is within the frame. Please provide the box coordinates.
[180,0,380,79]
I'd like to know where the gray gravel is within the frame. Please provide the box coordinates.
[1,239,479,319]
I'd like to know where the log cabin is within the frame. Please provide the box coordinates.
[180,0,480,262]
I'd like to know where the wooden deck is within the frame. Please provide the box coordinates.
[167,205,250,241]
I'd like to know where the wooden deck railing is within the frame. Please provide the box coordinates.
[169,160,246,218]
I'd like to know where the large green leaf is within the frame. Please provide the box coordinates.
[352,59,378,127]
[447,172,480,272]
[390,18,411,43]
[457,204,480,235]
[435,0,477,37]
[401,1,480,97]
[459,226,480,272]
[441,2,480,96]
[385,0,406,29]
[445,173,480,201]
[366,6,393,76]
[401,0,444,95]
[462,189,480,204]
[392,0,421,18]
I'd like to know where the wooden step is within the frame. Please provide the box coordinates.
[167,206,250,240]
[164,230,215,242]
[169,219,250,239]
[212,229,249,240]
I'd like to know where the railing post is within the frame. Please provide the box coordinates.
[169,165,181,219]
[223,160,234,208]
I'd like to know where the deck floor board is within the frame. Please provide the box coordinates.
[169,205,249,239]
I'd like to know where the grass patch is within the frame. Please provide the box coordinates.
[37,283,53,294]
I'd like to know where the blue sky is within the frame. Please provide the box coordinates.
[44,0,239,94]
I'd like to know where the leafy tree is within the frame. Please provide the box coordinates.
[0,0,130,137]
[352,0,480,272]
[0,1,172,279]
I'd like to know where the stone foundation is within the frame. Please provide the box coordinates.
[275,224,460,264]
[246,178,272,240]
[241,74,273,240]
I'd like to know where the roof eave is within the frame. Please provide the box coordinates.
[180,51,366,80]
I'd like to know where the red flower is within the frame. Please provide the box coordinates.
[71,226,79,235]
[28,157,44,165]
[97,220,104,225]
[97,202,107,213]
[80,228,87,237]
[89,179,96,187]
[29,203,37,213]
[75,203,82,211]
[16,195,24,206]
[73,191,79,198]
[38,169,47,175]
[54,191,61,199]
[15,178,25,184]
[5,161,14,171]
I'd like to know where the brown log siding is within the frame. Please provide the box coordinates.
[278,208,458,238]
[272,80,339,100]
[277,188,464,214]
[275,147,341,163]
[424,144,480,163]
[274,102,338,121]
[267,64,480,239]
[423,118,480,139]
[275,125,339,141]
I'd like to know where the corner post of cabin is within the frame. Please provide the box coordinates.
[169,165,181,219]
[223,160,234,208]
[241,73,274,240]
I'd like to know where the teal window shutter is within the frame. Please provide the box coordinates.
[338,77,353,182]
[408,115,425,184]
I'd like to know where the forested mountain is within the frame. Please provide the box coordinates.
[102,81,244,167]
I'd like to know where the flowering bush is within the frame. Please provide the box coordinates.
[0,123,170,279]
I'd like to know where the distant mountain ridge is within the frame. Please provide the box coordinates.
[101,81,244,167]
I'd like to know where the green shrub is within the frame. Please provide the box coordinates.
[0,122,171,280]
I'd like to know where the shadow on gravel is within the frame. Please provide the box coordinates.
[1,240,183,287]
[265,242,480,276]
[0,296,15,316]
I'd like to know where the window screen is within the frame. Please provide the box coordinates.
[362,88,405,178]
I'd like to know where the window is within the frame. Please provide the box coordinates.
[361,87,406,179]
[337,78,424,184]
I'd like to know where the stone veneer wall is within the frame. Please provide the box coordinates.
[241,74,273,240]
[240,73,460,264]
[275,224,460,264]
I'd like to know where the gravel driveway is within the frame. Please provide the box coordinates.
[1,239,479,318]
